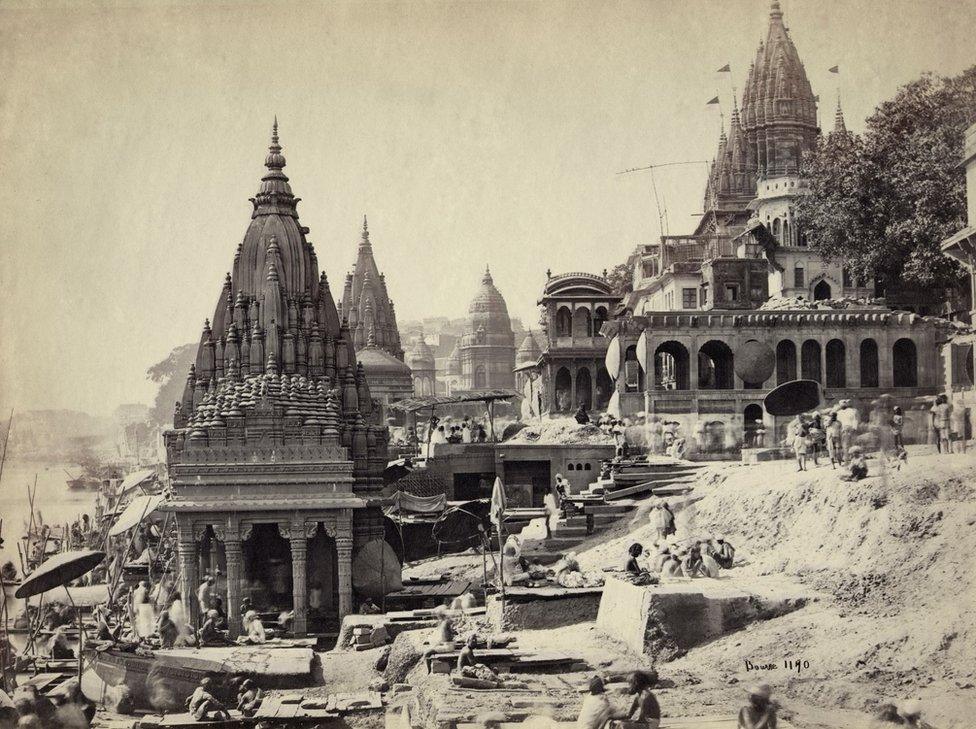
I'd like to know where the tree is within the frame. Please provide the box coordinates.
[606,261,633,296]
[146,342,197,428]
[795,66,976,293]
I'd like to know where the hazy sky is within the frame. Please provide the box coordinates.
[1,0,973,415]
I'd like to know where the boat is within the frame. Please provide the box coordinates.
[65,474,103,492]
[87,644,315,711]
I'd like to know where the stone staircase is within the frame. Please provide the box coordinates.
[518,460,705,564]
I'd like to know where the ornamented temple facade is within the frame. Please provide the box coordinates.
[163,122,390,637]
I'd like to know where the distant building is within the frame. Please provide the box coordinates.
[459,267,516,391]
[941,121,976,400]
[526,272,621,414]
[623,0,872,316]
[405,330,437,396]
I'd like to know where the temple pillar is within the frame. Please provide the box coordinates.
[177,523,199,627]
[336,511,354,618]
[224,530,243,639]
[289,523,309,636]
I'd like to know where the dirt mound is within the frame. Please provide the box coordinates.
[505,418,614,445]
[678,452,976,728]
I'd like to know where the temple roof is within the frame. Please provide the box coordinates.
[516,330,542,366]
[467,266,513,334]
[406,331,435,368]
[341,216,404,360]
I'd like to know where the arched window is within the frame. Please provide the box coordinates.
[794,263,805,289]
[555,307,572,337]
[575,367,592,410]
[776,340,797,385]
[782,220,791,246]
[624,345,645,392]
[843,268,853,288]
[567,463,575,471]
[813,280,832,301]
[593,306,609,337]
[554,367,572,411]
[772,218,781,242]
[825,339,846,388]
[698,340,735,390]
[744,403,764,446]
[584,463,592,471]
[595,366,613,411]
[859,339,879,388]
[654,340,690,390]
[473,365,487,389]
[573,307,592,338]
[893,338,918,387]
[801,340,821,383]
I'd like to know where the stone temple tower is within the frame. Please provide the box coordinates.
[165,121,393,637]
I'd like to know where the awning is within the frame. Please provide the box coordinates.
[116,468,156,499]
[109,493,166,537]
[389,389,520,413]
[385,490,447,516]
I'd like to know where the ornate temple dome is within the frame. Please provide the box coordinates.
[516,330,542,367]
[466,266,513,339]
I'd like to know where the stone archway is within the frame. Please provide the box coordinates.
[575,367,592,410]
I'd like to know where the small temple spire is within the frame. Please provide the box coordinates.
[833,96,847,133]
[770,0,783,20]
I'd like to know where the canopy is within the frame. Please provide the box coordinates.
[351,539,403,598]
[26,583,109,608]
[109,493,166,537]
[15,550,106,599]
[385,491,447,516]
[117,468,157,499]
[389,389,520,413]
[384,457,414,483]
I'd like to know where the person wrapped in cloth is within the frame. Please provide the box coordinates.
[576,671,662,729]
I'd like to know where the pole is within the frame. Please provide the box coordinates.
[0,409,13,489]
[496,520,505,607]
[65,585,83,682]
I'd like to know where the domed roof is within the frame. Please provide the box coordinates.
[468,267,510,318]
[356,345,413,376]
[516,331,542,366]
[466,266,513,342]
[406,332,435,368]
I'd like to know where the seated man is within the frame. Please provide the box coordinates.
[713,537,735,570]
[236,679,262,717]
[187,678,232,722]
[241,611,266,644]
[456,634,478,672]
[199,609,229,646]
[738,684,776,729]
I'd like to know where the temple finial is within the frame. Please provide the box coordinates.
[272,116,279,144]
[770,0,782,19]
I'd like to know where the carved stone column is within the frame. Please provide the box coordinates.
[224,525,243,639]
[177,522,199,627]
[289,522,309,636]
[336,510,354,618]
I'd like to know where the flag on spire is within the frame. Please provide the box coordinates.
[706,96,720,105]
[717,64,731,73]
[828,65,839,73]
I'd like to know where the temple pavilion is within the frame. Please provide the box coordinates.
[162,121,391,637]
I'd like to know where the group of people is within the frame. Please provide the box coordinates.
[576,675,775,729]
[625,535,734,581]
[3,681,95,729]
[425,415,490,445]
[184,675,264,722]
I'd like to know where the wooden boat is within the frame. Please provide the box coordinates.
[87,644,315,711]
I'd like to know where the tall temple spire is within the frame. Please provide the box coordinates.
[342,216,405,360]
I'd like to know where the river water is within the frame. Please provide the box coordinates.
[0,460,99,568]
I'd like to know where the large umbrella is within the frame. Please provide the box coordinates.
[15,549,105,682]
[763,379,822,417]
[108,493,165,537]
[14,550,105,599]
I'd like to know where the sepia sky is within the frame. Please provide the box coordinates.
[0,0,973,415]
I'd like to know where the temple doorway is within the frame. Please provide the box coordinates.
[242,523,293,613]
[813,280,832,300]
[594,366,613,410]
[575,367,592,410]
[307,524,339,632]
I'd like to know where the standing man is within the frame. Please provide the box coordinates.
[930,394,952,454]
[836,400,860,463]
